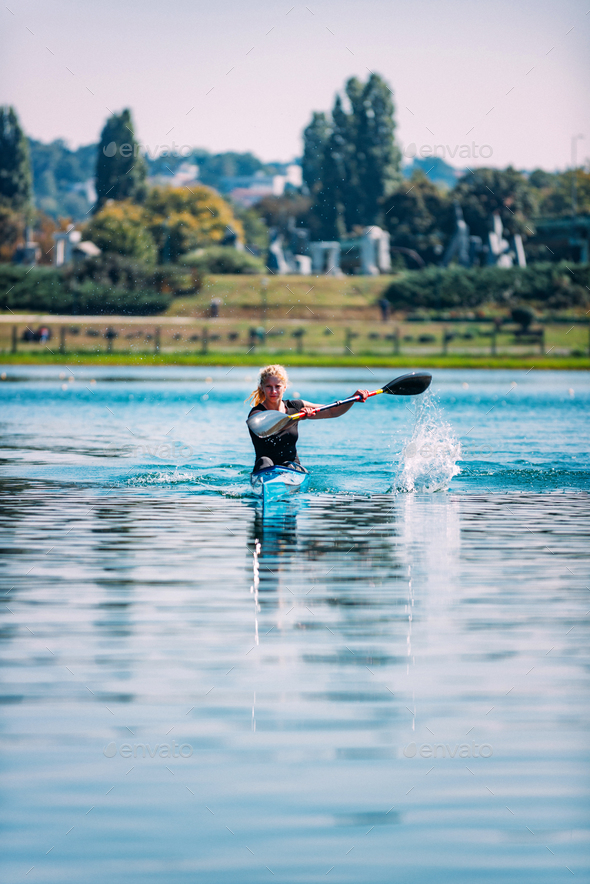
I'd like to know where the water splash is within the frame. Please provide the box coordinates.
[394,393,460,493]
[125,470,206,487]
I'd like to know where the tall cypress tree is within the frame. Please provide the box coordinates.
[302,112,330,198]
[355,74,401,226]
[0,106,33,214]
[302,73,401,237]
[94,109,147,213]
[341,77,363,230]
[321,95,350,239]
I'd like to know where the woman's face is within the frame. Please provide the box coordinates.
[262,375,286,404]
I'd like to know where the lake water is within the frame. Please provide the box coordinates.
[1,366,589,883]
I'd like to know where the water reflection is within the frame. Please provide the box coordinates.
[1,485,589,880]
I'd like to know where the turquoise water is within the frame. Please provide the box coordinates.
[1,366,589,882]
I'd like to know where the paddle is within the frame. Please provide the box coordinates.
[247,371,432,438]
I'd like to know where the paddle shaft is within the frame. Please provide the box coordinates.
[290,387,384,423]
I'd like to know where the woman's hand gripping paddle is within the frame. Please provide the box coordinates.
[247,371,432,439]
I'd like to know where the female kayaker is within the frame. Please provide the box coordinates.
[248,364,369,473]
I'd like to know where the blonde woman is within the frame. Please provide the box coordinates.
[248,364,368,474]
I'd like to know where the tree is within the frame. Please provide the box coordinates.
[94,109,147,212]
[86,185,241,264]
[0,106,33,214]
[29,137,96,218]
[511,306,535,331]
[145,186,242,263]
[255,193,311,237]
[537,169,590,217]
[528,168,556,191]
[301,72,401,237]
[302,112,330,197]
[0,203,25,261]
[85,201,158,264]
[453,167,536,240]
[312,95,350,240]
[383,171,452,266]
[232,205,269,254]
[355,73,401,226]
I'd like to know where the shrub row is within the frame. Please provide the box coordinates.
[0,259,177,315]
[182,246,266,274]
[383,262,590,311]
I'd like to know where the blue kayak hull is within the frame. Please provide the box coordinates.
[251,464,309,502]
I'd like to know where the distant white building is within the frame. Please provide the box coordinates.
[226,165,302,207]
[53,229,101,266]
[148,162,200,189]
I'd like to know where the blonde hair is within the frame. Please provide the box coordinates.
[248,364,289,407]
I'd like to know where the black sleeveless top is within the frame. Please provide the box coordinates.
[248,399,305,466]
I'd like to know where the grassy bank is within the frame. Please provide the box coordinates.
[1,350,588,370]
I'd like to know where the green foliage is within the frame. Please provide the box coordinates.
[313,94,350,239]
[383,171,452,266]
[303,72,401,238]
[0,265,72,312]
[65,253,159,290]
[453,167,537,239]
[71,282,172,315]
[86,201,158,264]
[145,186,242,263]
[0,106,33,213]
[95,109,147,212]
[66,254,198,298]
[28,138,95,218]
[528,169,556,190]
[511,307,535,330]
[355,73,401,225]
[0,202,25,261]
[232,206,269,253]
[405,157,458,190]
[183,246,265,274]
[537,169,590,217]
[383,263,590,311]
[85,186,242,264]
[255,193,312,237]
[0,263,173,315]
[195,151,266,186]
[302,112,330,197]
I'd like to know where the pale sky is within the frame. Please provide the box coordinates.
[2,0,589,170]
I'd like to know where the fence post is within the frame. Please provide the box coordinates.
[344,328,358,355]
[154,327,161,353]
[11,325,18,354]
[539,327,545,355]
[201,326,209,355]
[442,326,448,356]
[394,326,400,356]
[490,323,497,356]
[59,326,67,355]
[292,328,305,354]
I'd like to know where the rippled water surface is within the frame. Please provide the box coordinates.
[1,366,589,883]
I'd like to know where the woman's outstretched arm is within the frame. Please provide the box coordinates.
[298,390,369,420]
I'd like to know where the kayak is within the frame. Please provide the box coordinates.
[250,462,309,503]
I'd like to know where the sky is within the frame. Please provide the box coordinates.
[1,0,589,170]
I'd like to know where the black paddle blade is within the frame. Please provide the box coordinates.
[383,371,432,396]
